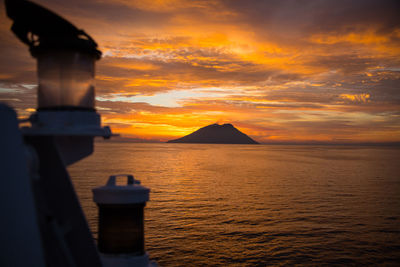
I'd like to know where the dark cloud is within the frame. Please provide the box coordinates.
[16,0,173,28]
[307,54,374,74]
[223,0,400,38]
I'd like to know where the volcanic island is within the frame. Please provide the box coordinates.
[167,123,259,144]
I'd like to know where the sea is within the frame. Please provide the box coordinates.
[68,142,400,266]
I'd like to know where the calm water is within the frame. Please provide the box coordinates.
[68,142,400,266]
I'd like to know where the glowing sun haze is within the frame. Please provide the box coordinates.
[1,0,400,143]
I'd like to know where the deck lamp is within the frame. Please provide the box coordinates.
[6,0,101,111]
[6,0,110,164]
[4,1,155,266]
[93,175,151,266]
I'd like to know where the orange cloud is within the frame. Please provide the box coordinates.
[1,0,400,143]
[339,93,371,103]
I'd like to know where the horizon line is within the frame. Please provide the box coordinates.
[96,138,400,146]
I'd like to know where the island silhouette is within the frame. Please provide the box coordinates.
[167,123,259,144]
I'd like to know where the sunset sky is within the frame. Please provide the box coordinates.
[1,0,400,143]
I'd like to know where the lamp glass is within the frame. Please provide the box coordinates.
[37,51,95,110]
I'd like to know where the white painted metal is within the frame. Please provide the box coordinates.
[93,174,150,204]
[21,110,112,137]
[21,110,113,165]
[0,104,45,266]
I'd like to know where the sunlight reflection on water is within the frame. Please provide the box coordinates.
[69,143,400,266]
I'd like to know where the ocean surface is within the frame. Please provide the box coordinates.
[68,142,400,266]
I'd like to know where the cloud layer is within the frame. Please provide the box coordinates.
[1,0,399,142]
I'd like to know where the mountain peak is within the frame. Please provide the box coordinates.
[167,123,259,144]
